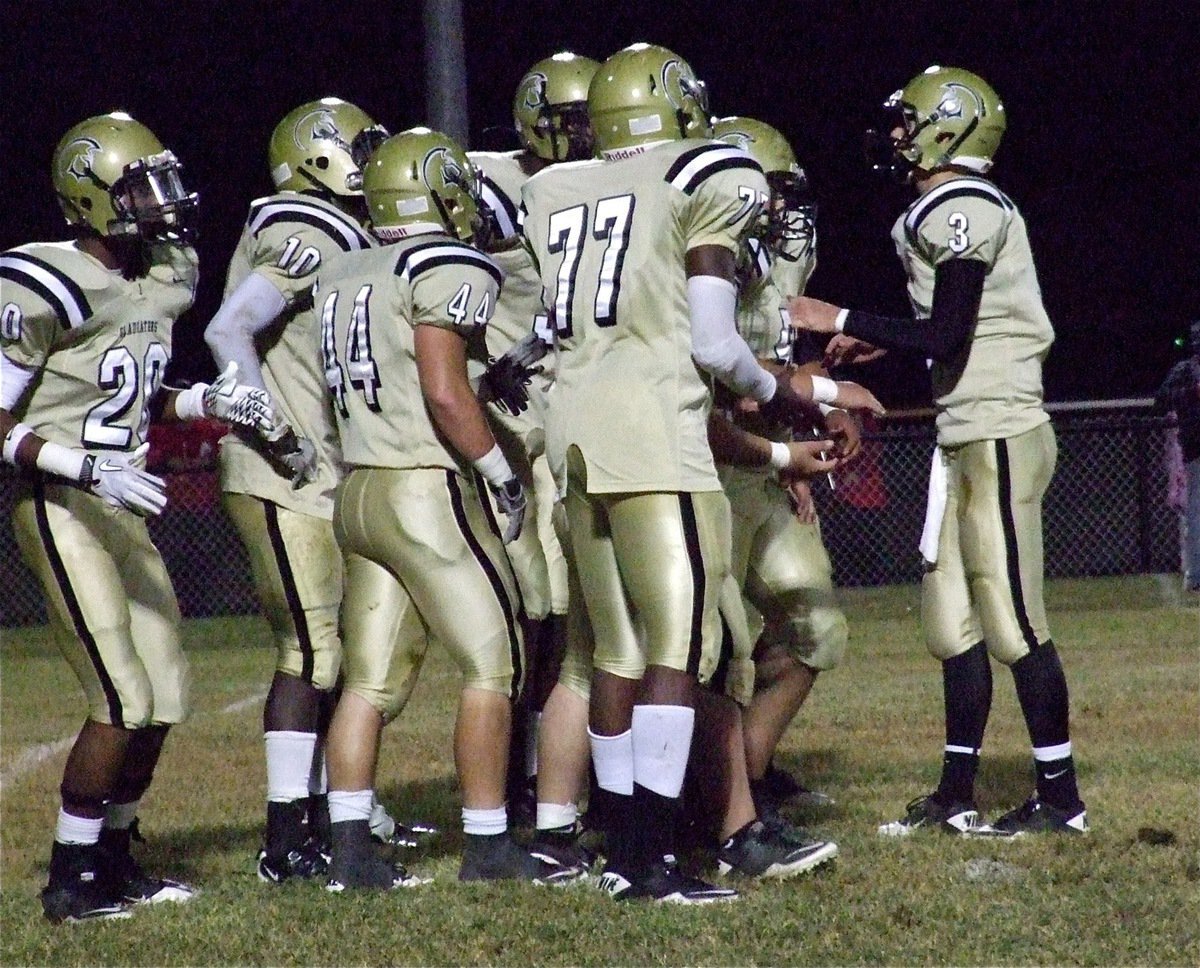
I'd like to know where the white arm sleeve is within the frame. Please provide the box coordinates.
[1,355,37,410]
[203,271,289,392]
[688,275,777,403]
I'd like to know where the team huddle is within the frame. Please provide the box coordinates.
[1,41,1088,922]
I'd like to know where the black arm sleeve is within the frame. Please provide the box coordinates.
[842,258,987,364]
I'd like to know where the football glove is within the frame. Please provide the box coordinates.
[82,442,168,517]
[478,335,549,416]
[264,426,318,489]
[488,476,527,543]
[202,361,277,433]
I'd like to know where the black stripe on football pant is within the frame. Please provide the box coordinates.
[905,187,1012,245]
[678,157,764,197]
[252,210,360,252]
[706,614,735,696]
[472,469,527,618]
[405,252,503,288]
[445,471,523,700]
[678,493,706,678]
[249,197,373,248]
[33,479,123,724]
[264,501,315,683]
[0,252,93,323]
[995,438,1041,652]
[0,265,75,332]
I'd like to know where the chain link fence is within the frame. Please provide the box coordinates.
[0,402,1181,628]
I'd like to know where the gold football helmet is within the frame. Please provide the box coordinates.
[588,43,710,155]
[268,98,387,197]
[52,112,198,242]
[713,115,815,262]
[363,128,485,244]
[513,52,600,161]
[865,65,1006,181]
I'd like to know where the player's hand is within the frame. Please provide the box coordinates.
[787,295,842,334]
[824,408,862,462]
[781,439,841,480]
[784,477,818,524]
[203,361,277,433]
[85,442,168,517]
[823,333,887,368]
[479,355,538,416]
[833,380,886,416]
[489,476,527,543]
[265,426,318,489]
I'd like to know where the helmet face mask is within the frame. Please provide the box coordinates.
[513,52,601,161]
[270,98,381,199]
[364,128,487,246]
[865,66,1006,182]
[52,113,198,243]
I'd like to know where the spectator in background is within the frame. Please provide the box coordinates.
[1156,320,1200,593]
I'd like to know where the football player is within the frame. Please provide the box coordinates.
[317,128,582,889]
[204,97,428,883]
[522,43,876,902]
[790,66,1088,836]
[466,51,600,826]
[0,113,273,922]
[712,116,852,814]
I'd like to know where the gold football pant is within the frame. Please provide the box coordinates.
[223,493,343,690]
[923,422,1056,666]
[333,467,524,722]
[561,447,729,687]
[12,480,190,728]
[723,467,848,671]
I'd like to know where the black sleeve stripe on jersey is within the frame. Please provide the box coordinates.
[904,182,1014,245]
[480,175,520,240]
[0,253,93,329]
[249,197,373,250]
[666,144,764,196]
[252,210,365,252]
[395,242,503,287]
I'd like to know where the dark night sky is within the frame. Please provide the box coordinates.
[3,1,1196,406]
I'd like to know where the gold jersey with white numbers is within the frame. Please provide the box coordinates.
[220,193,374,518]
[317,234,501,472]
[893,176,1054,447]
[0,241,197,451]
[521,138,767,494]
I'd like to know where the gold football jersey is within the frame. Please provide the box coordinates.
[521,139,768,493]
[893,176,1054,446]
[1,240,197,451]
[317,234,501,472]
[219,193,374,517]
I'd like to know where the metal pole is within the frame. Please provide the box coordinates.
[423,0,469,144]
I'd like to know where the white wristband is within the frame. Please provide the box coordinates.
[174,383,208,421]
[769,441,791,471]
[818,403,844,417]
[811,375,838,405]
[35,440,88,482]
[2,422,33,464]
[472,443,514,487]
[834,308,850,333]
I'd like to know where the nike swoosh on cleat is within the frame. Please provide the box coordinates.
[1044,769,1069,780]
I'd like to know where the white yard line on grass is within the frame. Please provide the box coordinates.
[0,691,267,788]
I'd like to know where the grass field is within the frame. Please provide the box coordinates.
[1,576,1196,966]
